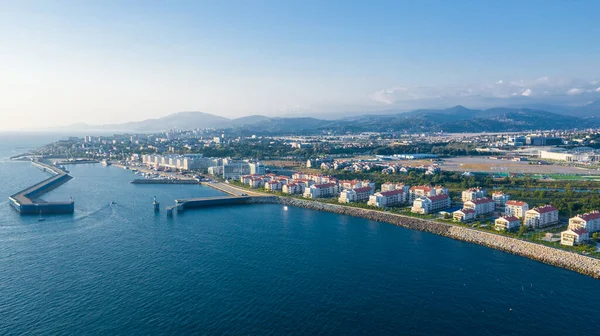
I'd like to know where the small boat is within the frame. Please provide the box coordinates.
[283,206,288,211]
[110,201,116,205]
[37,210,45,222]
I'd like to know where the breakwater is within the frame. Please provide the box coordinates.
[247,196,600,279]
[9,160,75,214]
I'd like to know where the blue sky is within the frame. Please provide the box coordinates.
[1,0,599,129]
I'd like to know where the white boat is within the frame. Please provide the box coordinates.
[37,209,45,222]
[283,206,288,211]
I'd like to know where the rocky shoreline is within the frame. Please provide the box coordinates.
[249,196,600,279]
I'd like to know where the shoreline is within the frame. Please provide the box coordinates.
[243,195,600,279]
[115,162,600,279]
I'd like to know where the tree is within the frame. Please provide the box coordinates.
[517,225,528,237]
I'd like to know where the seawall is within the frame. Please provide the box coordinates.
[248,196,600,279]
[8,160,75,214]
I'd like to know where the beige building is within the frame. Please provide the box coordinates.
[461,187,486,202]
[561,228,589,246]
[464,198,495,216]
[495,216,521,231]
[505,200,529,218]
[568,211,600,233]
[524,205,559,229]
[453,208,476,223]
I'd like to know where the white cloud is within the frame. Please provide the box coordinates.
[496,80,503,84]
[537,76,549,82]
[521,88,533,96]
[567,88,584,95]
[596,87,600,92]
[370,87,409,105]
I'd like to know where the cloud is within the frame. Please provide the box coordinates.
[596,87,600,92]
[537,76,549,82]
[496,80,503,84]
[567,88,584,95]
[370,87,409,105]
[521,88,533,96]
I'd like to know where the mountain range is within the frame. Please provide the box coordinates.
[56,101,600,134]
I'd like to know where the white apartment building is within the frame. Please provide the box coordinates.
[568,211,600,233]
[411,194,451,215]
[381,182,409,193]
[303,183,338,199]
[464,198,495,216]
[453,208,476,223]
[505,200,529,218]
[368,189,405,208]
[282,183,304,195]
[265,180,282,191]
[409,185,447,203]
[461,187,487,202]
[495,216,521,231]
[524,205,559,229]
[561,228,589,246]
[338,187,374,204]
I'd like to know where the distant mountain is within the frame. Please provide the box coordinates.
[569,100,600,118]
[49,103,600,134]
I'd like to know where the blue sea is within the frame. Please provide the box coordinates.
[1,133,599,335]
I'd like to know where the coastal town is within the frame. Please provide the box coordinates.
[12,127,600,278]
[21,129,600,254]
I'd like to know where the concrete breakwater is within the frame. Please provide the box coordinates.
[248,196,600,279]
[9,160,75,214]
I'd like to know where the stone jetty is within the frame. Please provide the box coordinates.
[248,196,600,279]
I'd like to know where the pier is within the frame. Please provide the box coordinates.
[9,160,75,214]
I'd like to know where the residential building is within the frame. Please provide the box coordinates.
[463,198,495,216]
[367,189,405,208]
[409,185,447,203]
[561,228,589,246]
[411,194,451,215]
[338,187,374,204]
[453,208,477,223]
[303,183,338,199]
[492,191,510,208]
[524,205,559,229]
[249,162,266,175]
[505,200,529,218]
[495,216,521,231]
[568,211,600,233]
[265,180,282,191]
[461,187,486,202]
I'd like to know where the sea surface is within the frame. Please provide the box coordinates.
[1,133,599,335]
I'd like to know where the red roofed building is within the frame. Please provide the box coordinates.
[568,211,600,233]
[453,208,477,223]
[368,189,406,208]
[464,197,495,216]
[338,186,374,204]
[525,205,559,228]
[495,215,521,231]
[411,194,451,214]
[505,200,529,218]
[561,227,589,246]
[303,182,338,199]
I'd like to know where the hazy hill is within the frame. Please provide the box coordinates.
[50,103,600,134]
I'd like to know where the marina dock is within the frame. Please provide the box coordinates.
[131,179,198,184]
[9,160,75,214]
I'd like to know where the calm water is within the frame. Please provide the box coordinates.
[1,134,599,335]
